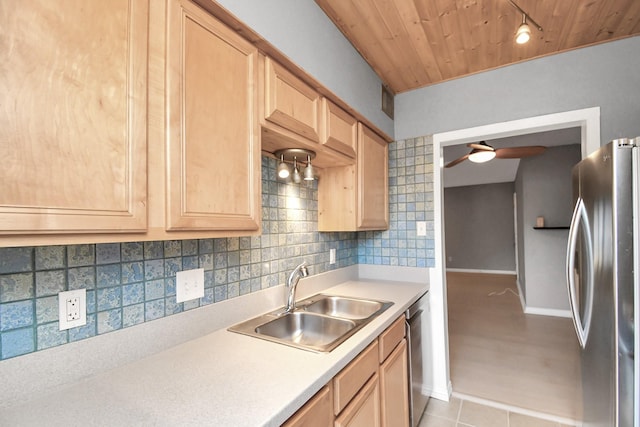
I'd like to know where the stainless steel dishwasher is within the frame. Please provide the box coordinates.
[405,292,430,427]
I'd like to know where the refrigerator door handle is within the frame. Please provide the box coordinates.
[566,197,594,349]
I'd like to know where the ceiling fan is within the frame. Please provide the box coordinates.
[445,141,546,168]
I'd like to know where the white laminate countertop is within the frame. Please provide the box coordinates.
[0,279,427,426]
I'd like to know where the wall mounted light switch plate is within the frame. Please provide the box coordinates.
[176,268,205,303]
[329,248,336,265]
[416,221,427,236]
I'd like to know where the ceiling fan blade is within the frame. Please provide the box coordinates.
[495,146,546,159]
[445,154,469,168]
[467,142,494,151]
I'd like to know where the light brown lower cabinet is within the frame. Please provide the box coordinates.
[380,339,410,427]
[284,315,409,427]
[335,374,381,427]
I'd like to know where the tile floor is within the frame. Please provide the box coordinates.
[418,395,576,427]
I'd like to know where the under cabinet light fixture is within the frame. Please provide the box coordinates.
[303,155,314,181]
[277,154,290,179]
[274,148,316,183]
[509,0,542,44]
[292,157,302,183]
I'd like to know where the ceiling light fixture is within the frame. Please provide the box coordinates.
[274,148,316,183]
[509,0,543,45]
[468,149,496,164]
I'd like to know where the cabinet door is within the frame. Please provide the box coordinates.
[335,374,381,427]
[320,98,357,158]
[380,339,410,427]
[0,0,148,234]
[166,0,260,231]
[263,57,320,142]
[357,124,389,230]
[283,385,333,427]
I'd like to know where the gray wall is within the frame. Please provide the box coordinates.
[396,36,640,144]
[515,145,581,311]
[444,183,515,272]
[214,0,393,137]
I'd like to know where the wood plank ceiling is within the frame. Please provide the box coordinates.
[315,0,640,93]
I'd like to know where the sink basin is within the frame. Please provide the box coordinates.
[228,294,393,352]
[302,295,386,320]
[255,312,356,351]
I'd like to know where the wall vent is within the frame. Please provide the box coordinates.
[381,84,394,119]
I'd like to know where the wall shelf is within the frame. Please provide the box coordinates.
[533,226,569,230]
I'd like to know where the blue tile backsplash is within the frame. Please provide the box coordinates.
[0,144,434,360]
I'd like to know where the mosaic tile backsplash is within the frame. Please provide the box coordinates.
[0,145,434,360]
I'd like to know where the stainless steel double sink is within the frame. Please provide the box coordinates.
[228,294,393,352]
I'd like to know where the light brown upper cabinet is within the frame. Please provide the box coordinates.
[0,0,148,235]
[319,98,357,159]
[259,56,354,169]
[318,124,389,231]
[165,0,261,231]
[357,124,389,230]
[262,56,320,142]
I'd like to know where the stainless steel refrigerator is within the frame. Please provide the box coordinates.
[566,138,639,427]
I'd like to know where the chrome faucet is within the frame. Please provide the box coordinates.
[284,262,309,313]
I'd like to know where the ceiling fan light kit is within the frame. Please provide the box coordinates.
[468,150,497,163]
[445,141,547,168]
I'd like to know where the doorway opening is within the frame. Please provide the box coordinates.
[427,107,600,404]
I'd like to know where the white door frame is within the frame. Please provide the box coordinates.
[428,107,601,400]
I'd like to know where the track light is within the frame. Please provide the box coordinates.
[509,0,542,45]
[274,149,316,183]
[515,15,531,44]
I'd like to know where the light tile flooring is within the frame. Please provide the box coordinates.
[418,395,575,427]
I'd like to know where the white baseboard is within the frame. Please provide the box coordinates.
[524,306,572,318]
[446,268,516,275]
[428,381,453,401]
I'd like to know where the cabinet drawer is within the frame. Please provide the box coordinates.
[283,384,333,427]
[379,315,406,363]
[333,340,379,415]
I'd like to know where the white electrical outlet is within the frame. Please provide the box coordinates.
[416,221,427,236]
[58,289,87,331]
[176,268,205,303]
[329,248,336,265]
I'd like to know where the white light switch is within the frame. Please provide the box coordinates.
[329,248,336,265]
[416,221,427,236]
[176,268,205,303]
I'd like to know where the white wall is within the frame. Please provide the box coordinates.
[396,36,640,144]
[213,0,394,137]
